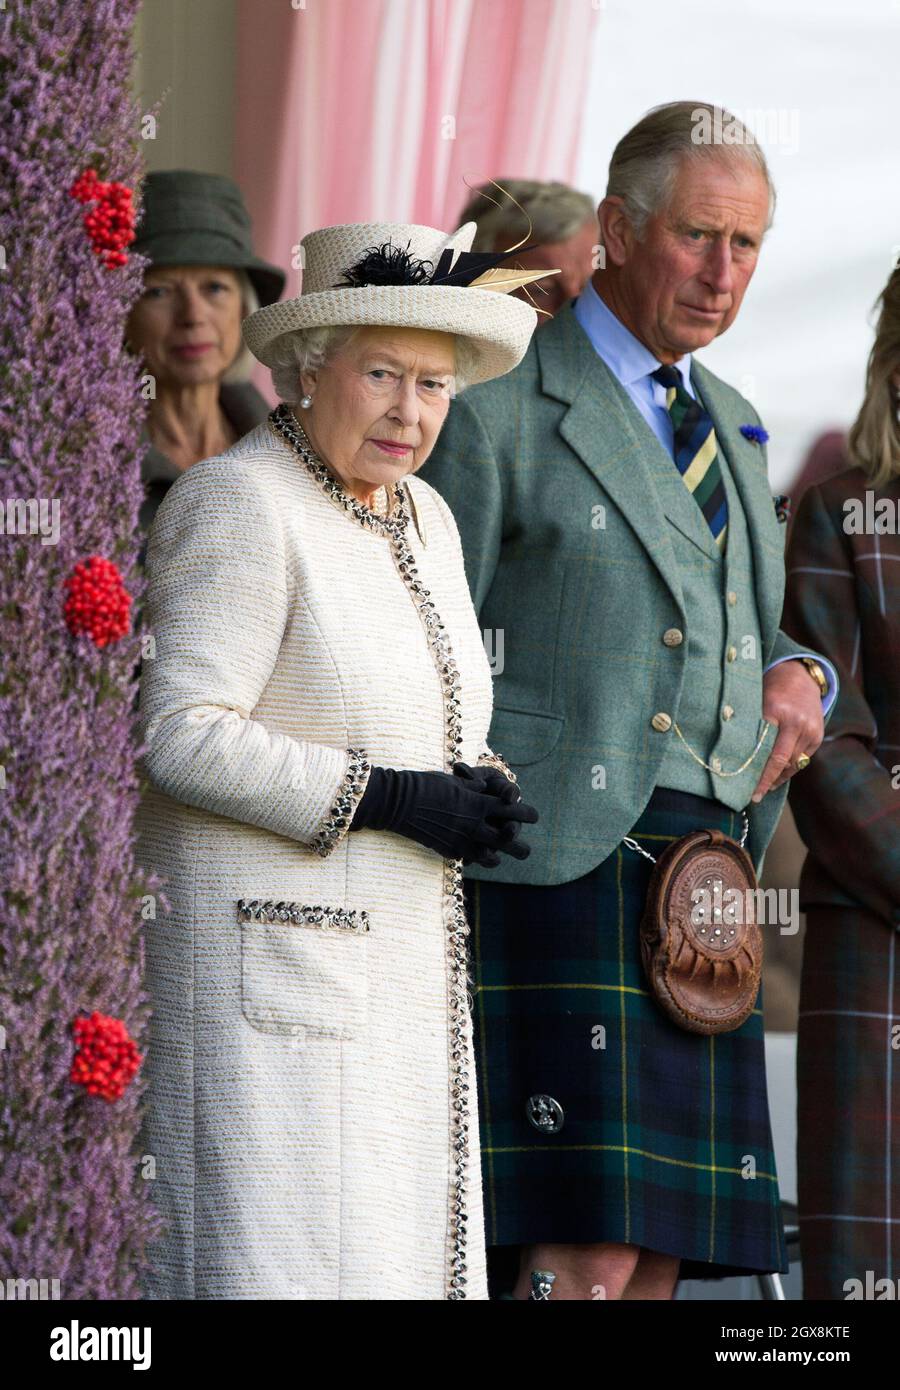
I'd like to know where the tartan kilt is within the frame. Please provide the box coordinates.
[797,903,900,1300]
[466,786,789,1281]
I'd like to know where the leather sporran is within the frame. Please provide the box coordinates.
[639,828,763,1035]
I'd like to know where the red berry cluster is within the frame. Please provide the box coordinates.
[70,1011,142,1102]
[64,555,132,647]
[70,167,136,269]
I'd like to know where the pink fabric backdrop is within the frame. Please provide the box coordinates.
[234,0,598,397]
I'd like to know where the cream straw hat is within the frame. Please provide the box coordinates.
[242,219,558,386]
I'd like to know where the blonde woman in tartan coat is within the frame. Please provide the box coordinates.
[782,266,900,1300]
[133,217,546,1300]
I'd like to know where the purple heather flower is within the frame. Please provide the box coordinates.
[0,0,164,1297]
[739,423,770,445]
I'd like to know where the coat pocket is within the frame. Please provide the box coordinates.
[237,898,369,1040]
[488,706,565,767]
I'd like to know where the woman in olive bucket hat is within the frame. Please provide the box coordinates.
[127,169,286,540]
[133,210,556,1298]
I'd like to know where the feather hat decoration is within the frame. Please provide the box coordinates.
[243,181,562,386]
[336,237,555,300]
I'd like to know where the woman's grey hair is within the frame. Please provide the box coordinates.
[457,178,597,253]
[268,324,480,401]
[222,268,261,384]
[605,100,776,242]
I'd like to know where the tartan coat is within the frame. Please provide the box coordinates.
[419,300,836,883]
[782,467,900,926]
[782,467,900,1298]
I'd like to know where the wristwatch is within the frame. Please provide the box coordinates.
[799,657,828,698]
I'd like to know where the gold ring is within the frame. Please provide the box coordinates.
[795,753,811,771]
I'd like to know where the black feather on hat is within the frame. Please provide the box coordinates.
[337,238,551,298]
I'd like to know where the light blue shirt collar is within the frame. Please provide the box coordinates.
[573,278,693,392]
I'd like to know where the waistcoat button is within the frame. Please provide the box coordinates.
[651,711,672,732]
[722,704,734,720]
[662,627,683,646]
[726,645,737,662]
[727,590,737,605]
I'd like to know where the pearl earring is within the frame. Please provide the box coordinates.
[298,393,313,409]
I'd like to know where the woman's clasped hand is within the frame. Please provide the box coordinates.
[349,761,538,867]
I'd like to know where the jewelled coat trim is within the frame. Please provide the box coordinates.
[310,747,371,858]
[273,400,474,1300]
[391,529,472,1300]
[237,899,370,933]
[276,400,478,1289]
[269,404,408,536]
[476,748,518,786]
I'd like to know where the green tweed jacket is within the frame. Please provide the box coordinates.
[419,301,835,884]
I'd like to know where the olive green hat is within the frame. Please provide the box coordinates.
[133,169,286,307]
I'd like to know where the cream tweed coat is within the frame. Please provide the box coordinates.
[134,406,502,1300]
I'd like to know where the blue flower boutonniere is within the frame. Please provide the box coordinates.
[739,423,769,445]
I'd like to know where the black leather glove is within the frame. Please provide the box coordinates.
[349,765,538,867]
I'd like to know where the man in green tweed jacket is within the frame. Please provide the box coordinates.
[420,102,838,1301]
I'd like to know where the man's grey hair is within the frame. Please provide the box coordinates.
[222,268,261,384]
[456,178,597,253]
[268,324,479,401]
[605,101,776,241]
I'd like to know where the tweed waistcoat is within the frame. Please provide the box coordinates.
[654,417,774,811]
[418,302,837,884]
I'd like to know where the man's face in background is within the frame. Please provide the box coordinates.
[496,216,598,321]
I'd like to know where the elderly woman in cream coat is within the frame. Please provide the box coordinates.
[134,218,552,1300]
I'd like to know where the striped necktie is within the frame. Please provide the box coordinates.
[651,364,728,551]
